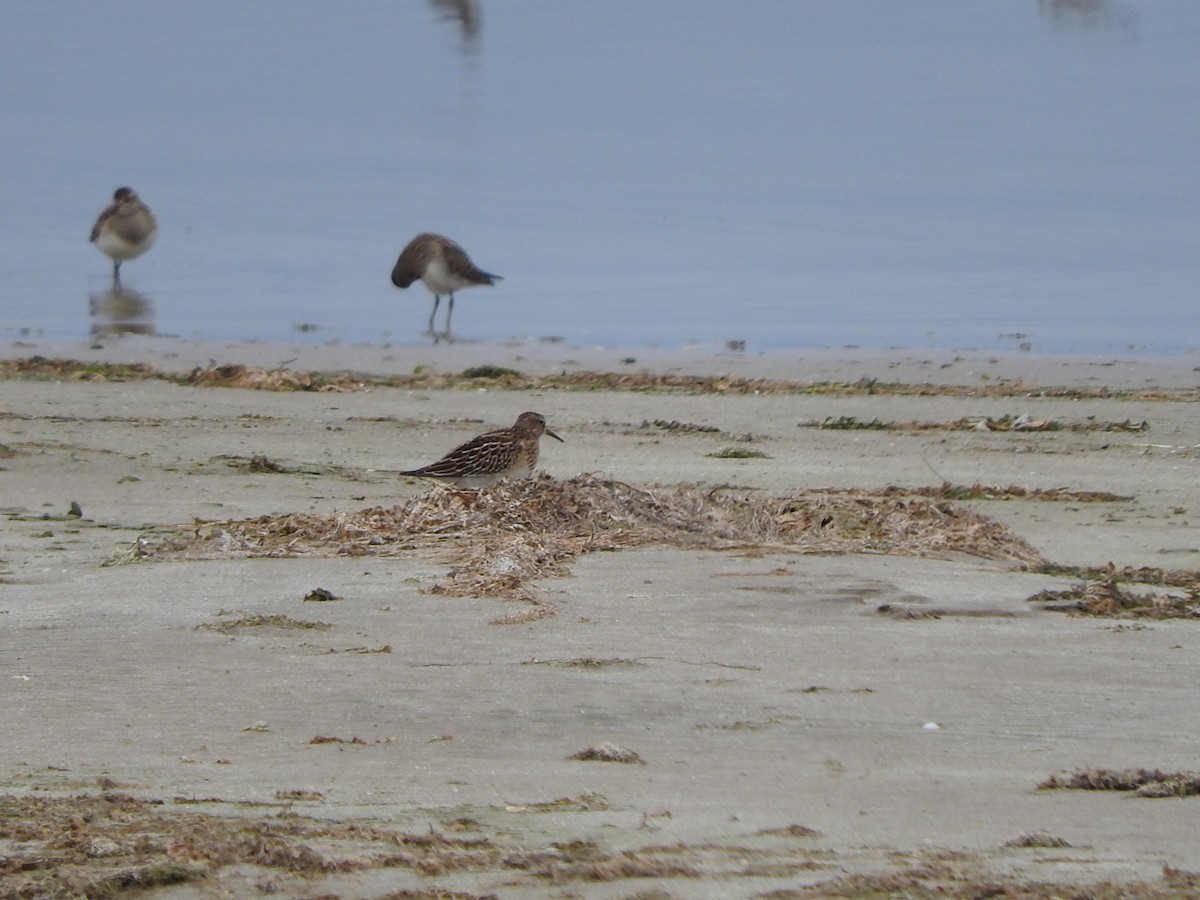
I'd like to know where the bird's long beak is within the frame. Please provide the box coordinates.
[545,427,564,443]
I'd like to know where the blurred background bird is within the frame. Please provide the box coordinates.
[90,187,157,282]
[390,232,501,338]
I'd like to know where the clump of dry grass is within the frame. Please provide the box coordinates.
[161,474,1044,605]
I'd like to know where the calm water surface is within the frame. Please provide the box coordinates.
[1,1,1197,355]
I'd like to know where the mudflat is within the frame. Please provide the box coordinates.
[3,338,1200,898]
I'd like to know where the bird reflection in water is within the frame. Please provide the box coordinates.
[88,284,155,337]
[1035,0,1137,35]
[428,0,481,49]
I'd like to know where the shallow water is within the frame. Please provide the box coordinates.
[1,1,1197,355]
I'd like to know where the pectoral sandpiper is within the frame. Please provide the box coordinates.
[400,411,563,488]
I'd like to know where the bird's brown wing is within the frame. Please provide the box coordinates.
[441,239,500,285]
[89,205,116,243]
[404,428,518,478]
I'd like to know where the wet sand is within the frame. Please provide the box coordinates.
[3,336,1200,897]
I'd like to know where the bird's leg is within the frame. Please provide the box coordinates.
[428,295,441,333]
[445,292,455,334]
[112,261,122,284]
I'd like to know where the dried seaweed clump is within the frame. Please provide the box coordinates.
[185,364,331,391]
[568,742,646,764]
[1040,768,1200,798]
[1028,578,1200,619]
[164,474,1044,601]
[0,356,159,381]
[183,364,389,392]
[891,482,1132,503]
[0,791,512,897]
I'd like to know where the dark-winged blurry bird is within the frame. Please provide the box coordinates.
[400,412,563,488]
[90,187,157,281]
[390,232,501,334]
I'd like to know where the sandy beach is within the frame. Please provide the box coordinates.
[3,336,1200,897]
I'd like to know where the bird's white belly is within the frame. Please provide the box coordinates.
[420,259,472,295]
[455,463,533,489]
[95,229,156,261]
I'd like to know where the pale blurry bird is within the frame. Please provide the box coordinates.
[400,412,563,488]
[90,187,157,281]
[391,232,501,334]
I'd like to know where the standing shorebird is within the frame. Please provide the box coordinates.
[391,232,501,335]
[399,412,563,488]
[90,187,158,281]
